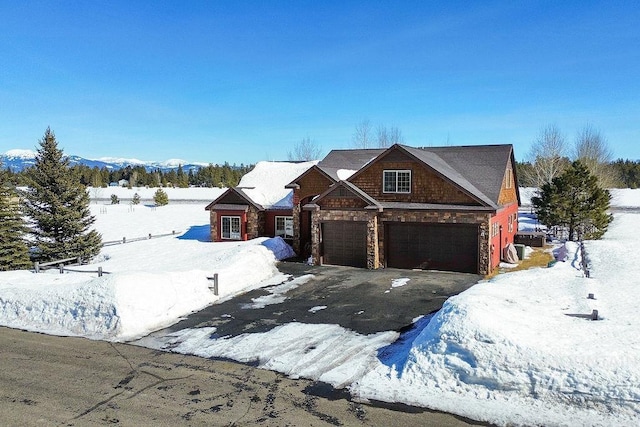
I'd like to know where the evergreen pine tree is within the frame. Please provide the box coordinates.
[176,164,189,188]
[21,128,102,262]
[0,166,32,271]
[132,192,141,205]
[533,160,613,240]
[153,188,169,206]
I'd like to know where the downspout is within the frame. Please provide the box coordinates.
[499,225,503,261]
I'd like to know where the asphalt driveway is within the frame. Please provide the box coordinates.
[160,262,481,337]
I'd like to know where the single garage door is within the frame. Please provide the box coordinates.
[322,221,367,268]
[386,223,478,273]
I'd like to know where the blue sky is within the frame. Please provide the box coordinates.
[1,1,638,164]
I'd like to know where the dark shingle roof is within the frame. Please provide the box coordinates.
[401,146,496,207]
[292,144,516,209]
[317,148,385,181]
[417,144,513,205]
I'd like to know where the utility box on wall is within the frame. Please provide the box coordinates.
[514,232,546,247]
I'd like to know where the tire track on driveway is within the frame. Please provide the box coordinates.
[0,327,485,426]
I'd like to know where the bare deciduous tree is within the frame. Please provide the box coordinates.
[288,137,322,161]
[354,120,404,148]
[376,125,404,147]
[573,125,618,187]
[352,119,373,148]
[525,124,569,188]
[387,126,404,145]
[376,124,389,148]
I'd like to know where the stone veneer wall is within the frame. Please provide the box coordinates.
[209,210,217,242]
[291,203,301,253]
[246,208,261,240]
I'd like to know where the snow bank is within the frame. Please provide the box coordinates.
[353,234,640,426]
[0,271,119,339]
[0,240,279,341]
[0,200,281,341]
[261,236,296,260]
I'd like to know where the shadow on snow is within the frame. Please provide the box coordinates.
[376,313,435,376]
[177,225,211,242]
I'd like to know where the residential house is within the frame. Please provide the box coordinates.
[205,161,316,242]
[286,144,520,275]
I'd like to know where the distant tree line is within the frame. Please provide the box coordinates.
[2,161,254,189]
[516,124,639,188]
[517,159,640,188]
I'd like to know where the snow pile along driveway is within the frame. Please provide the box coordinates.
[0,238,280,341]
[354,214,640,426]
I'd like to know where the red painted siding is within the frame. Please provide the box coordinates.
[264,209,293,237]
[489,202,519,268]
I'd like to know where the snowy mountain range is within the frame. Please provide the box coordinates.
[0,149,211,172]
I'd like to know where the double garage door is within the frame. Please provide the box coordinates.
[386,223,479,273]
[321,221,479,273]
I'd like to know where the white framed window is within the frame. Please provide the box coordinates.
[383,170,411,193]
[221,216,241,240]
[508,214,514,233]
[275,216,293,239]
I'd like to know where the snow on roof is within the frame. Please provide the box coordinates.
[336,169,357,180]
[238,160,317,208]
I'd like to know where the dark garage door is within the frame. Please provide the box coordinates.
[386,223,478,273]
[322,221,367,268]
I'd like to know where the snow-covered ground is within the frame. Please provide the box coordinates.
[1,189,640,426]
[87,185,226,202]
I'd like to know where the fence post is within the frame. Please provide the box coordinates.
[213,273,219,296]
[98,266,103,277]
[34,262,40,273]
[122,237,126,244]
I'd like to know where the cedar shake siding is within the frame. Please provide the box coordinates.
[349,159,479,205]
[292,167,335,204]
